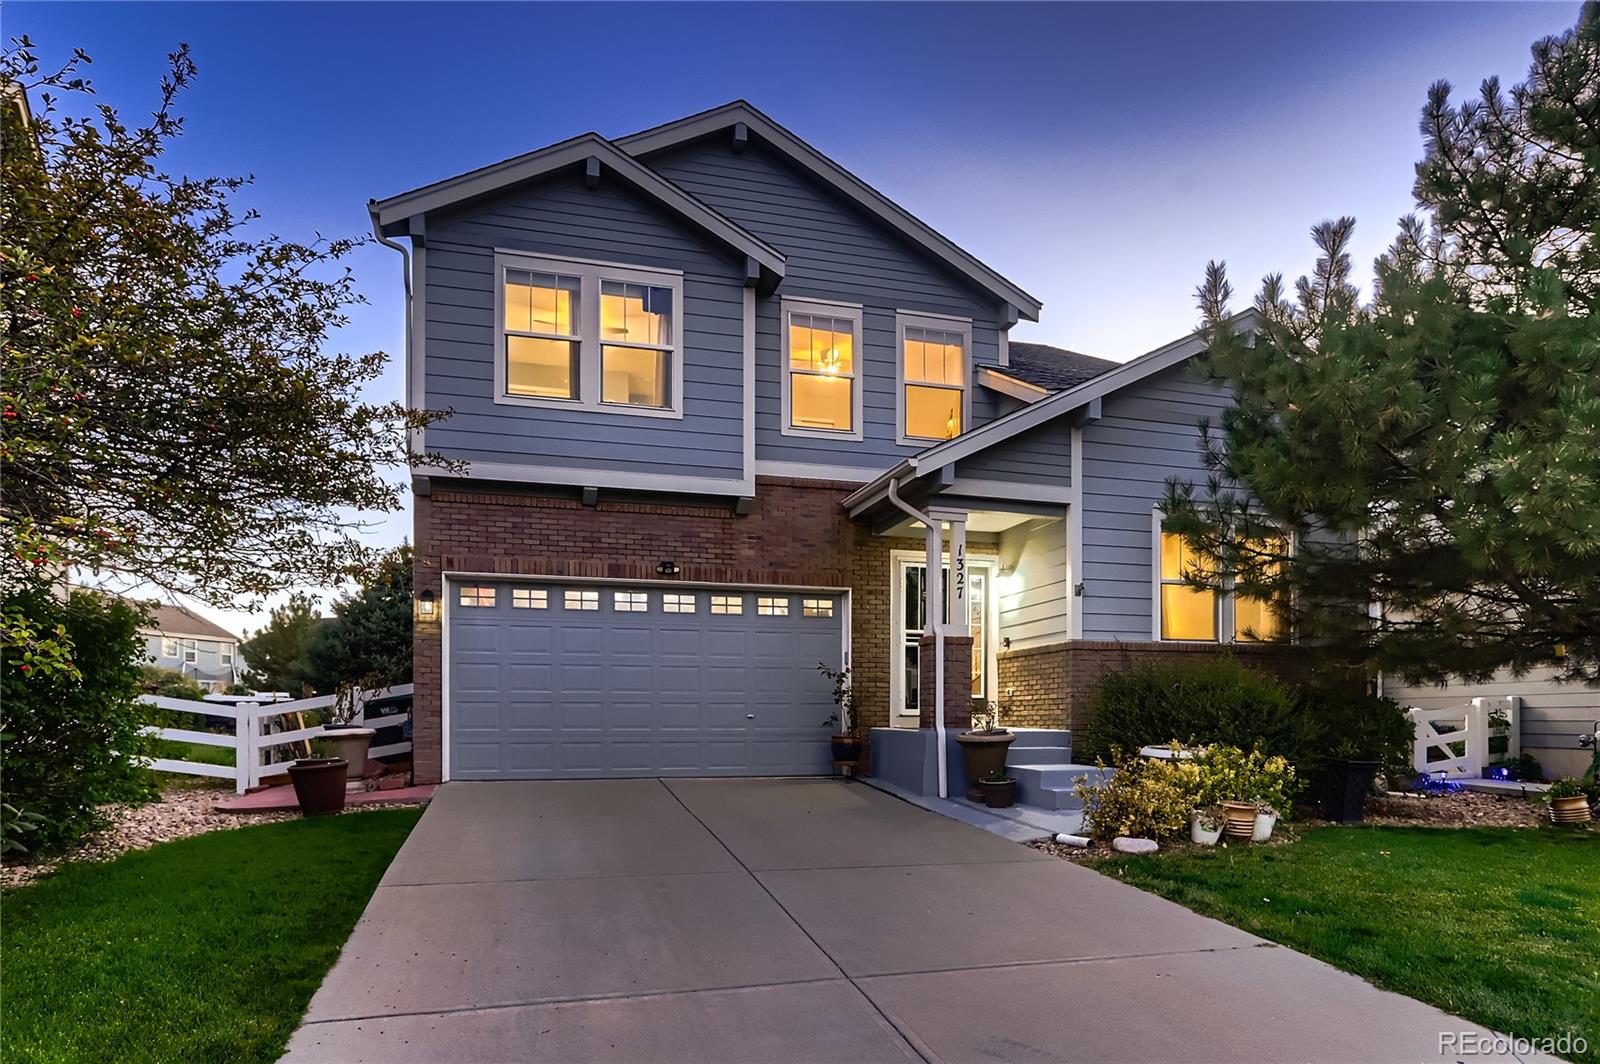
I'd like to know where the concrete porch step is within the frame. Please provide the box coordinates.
[1006,745,1071,767]
[1009,763,1111,812]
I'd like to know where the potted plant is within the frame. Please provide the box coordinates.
[1220,799,1256,839]
[321,681,377,780]
[1251,798,1280,841]
[955,700,1015,801]
[1190,805,1224,846]
[1546,778,1593,824]
[1321,756,1380,823]
[287,756,348,815]
[979,768,1017,809]
[818,663,864,765]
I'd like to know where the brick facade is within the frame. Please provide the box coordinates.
[997,638,1308,734]
[414,476,931,783]
[917,633,974,730]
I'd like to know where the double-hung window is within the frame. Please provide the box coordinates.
[782,299,862,439]
[1155,519,1289,643]
[160,637,179,658]
[496,252,682,417]
[897,313,970,444]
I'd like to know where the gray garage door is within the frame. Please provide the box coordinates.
[447,581,844,779]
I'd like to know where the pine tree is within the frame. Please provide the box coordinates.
[1162,6,1600,686]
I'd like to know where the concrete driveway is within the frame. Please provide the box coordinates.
[285,778,1523,1063]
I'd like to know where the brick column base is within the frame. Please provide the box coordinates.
[918,634,974,730]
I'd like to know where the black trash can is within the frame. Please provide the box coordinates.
[1321,758,1379,822]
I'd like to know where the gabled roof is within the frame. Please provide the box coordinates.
[843,310,1262,513]
[1003,342,1118,391]
[142,604,240,643]
[369,132,786,284]
[616,101,1043,321]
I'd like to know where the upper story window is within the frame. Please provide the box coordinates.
[220,644,234,666]
[182,640,199,664]
[897,313,971,444]
[495,251,683,418]
[160,637,178,658]
[781,298,863,441]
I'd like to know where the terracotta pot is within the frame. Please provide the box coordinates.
[980,777,1018,809]
[322,725,376,779]
[287,757,348,816]
[1221,801,1256,839]
[1550,795,1592,824]
[830,734,865,765]
[956,730,1016,801]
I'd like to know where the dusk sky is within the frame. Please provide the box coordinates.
[13,1,1576,635]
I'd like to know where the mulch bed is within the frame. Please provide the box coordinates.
[1363,789,1547,829]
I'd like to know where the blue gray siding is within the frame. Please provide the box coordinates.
[145,635,240,690]
[1077,365,1232,641]
[997,518,1069,649]
[644,140,1006,474]
[421,171,748,481]
[954,418,1072,489]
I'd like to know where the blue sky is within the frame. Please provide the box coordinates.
[12,1,1575,635]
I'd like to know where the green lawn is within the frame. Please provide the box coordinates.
[1091,826,1600,1062]
[2,809,421,1064]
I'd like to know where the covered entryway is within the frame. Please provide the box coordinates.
[446,580,845,779]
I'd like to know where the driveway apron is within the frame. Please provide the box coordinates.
[285,778,1530,1063]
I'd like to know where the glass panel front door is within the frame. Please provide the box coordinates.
[899,562,990,717]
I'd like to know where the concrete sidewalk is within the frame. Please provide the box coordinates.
[285,778,1536,1063]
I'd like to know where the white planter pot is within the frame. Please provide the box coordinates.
[322,727,376,779]
[1252,810,1278,842]
[1190,812,1223,846]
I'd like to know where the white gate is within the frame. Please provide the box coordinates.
[1405,696,1519,779]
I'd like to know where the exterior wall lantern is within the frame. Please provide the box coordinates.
[416,588,436,619]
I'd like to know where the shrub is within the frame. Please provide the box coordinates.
[1295,687,1413,779]
[1077,743,1303,840]
[1076,755,1194,840]
[1,588,155,854]
[1077,657,1301,764]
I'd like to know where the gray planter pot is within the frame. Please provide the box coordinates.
[321,726,376,779]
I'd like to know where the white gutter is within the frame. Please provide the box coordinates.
[885,477,948,799]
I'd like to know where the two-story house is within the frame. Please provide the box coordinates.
[142,603,243,692]
[373,102,1297,794]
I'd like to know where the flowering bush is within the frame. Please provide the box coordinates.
[1077,743,1301,840]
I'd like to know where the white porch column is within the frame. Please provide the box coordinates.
[947,515,969,636]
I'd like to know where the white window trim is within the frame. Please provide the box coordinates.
[895,310,973,447]
[492,249,685,419]
[780,297,864,442]
[182,640,198,664]
[219,644,234,665]
[160,637,179,658]
[1150,509,1293,644]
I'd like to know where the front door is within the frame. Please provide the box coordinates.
[892,555,995,725]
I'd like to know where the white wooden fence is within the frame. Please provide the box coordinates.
[1406,696,1520,779]
[140,684,413,794]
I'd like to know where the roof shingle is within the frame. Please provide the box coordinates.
[1000,342,1119,392]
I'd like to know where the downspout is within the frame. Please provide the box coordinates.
[886,476,949,799]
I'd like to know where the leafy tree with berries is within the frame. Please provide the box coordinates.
[1162,6,1600,686]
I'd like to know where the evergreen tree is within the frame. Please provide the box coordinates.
[303,544,413,691]
[239,593,323,695]
[1162,7,1600,686]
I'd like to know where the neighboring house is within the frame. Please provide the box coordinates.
[1384,667,1596,780]
[142,604,243,692]
[371,100,1300,789]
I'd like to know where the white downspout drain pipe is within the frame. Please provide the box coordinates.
[886,476,948,799]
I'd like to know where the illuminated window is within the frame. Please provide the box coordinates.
[663,593,696,614]
[757,596,790,617]
[512,588,548,609]
[783,301,861,438]
[1158,530,1217,641]
[1233,537,1288,642]
[614,591,648,613]
[710,595,743,615]
[600,281,672,408]
[497,253,681,415]
[565,589,600,611]
[900,321,967,441]
[459,585,497,608]
[504,269,581,400]
[802,598,834,618]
